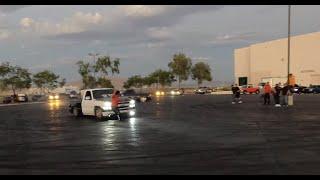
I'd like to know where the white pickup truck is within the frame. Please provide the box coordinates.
[69,88,136,120]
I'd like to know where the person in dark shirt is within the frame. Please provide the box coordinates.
[281,83,290,106]
[273,84,282,107]
[231,84,242,104]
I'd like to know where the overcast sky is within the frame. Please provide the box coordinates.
[1,5,320,84]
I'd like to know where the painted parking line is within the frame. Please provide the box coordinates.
[0,102,45,107]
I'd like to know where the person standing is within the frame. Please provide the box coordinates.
[281,83,290,106]
[263,82,272,105]
[273,84,282,107]
[112,90,121,120]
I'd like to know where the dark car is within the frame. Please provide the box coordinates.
[303,85,320,94]
[32,95,46,102]
[292,84,307,94]
[2,96,12,104]
[121,89,152,102]
[311,85,320,94]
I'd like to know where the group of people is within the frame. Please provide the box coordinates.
[262,82,292,107]
[231,82,292,107]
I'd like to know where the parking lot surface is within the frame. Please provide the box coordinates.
[1,94,320,174]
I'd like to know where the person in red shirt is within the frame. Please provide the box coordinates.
[263,82,272,105]
[112,90,121,120]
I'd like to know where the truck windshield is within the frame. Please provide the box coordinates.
[92,89,113,99]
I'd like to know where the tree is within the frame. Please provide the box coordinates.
[32,70,60,93]
[143,75,157,87]
[123,75,144,89]
[0,62,32,95]
[95,56,120,77]
[97,77,114,88]
[149,69,175,88]
[77,55,120,89]
[191,62,212,87]
[168,53,192,88]
[77,61,92,89]
[59,78,66,88]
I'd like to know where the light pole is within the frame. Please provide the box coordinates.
[287,5,293,106]
[287,5,291,85]
[88,53,99,78]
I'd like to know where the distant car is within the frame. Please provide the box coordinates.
[258,82,266,92]
[17,94,28,102]
[32,95,46,102]
[241,84,260,94]
[48,93,60,100]
[314,86,320,94]
[195,87,212,94]
[170,89,183,96]
[2,96,12,104]
[292,84,307,94]
[155,90,165,96]
[122,89,152,102]
[69,90,78,99]
[303,85,320,94]
[194,88,206,94]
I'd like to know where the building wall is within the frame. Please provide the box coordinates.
[234,31,320,87]
[234,47,251,84]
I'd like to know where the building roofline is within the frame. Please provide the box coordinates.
[235,31,320,50]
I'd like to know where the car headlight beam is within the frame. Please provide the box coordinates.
[103,102,112,110]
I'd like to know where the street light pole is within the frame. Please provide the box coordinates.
[287,5,291,85]
[287,5,293,106]
[88,53,99,79]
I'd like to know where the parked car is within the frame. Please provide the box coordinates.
[2,96,12,104]
[303,85,320,94]
[17,94,28,102]
[241,84,260,94]
[292,84,307,94]
[69,90,78,99]
[194,87,206,94]
[313,86,320,94]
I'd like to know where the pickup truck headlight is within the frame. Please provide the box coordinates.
[49,95,54,100]
[129,99,135,107]
[102,102,112,110]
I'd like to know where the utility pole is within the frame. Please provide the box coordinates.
[287,5,291,85]
[287,5,293,106]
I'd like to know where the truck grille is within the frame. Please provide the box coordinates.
[118,101,132,111]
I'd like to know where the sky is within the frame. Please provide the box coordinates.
[1,5,320,85]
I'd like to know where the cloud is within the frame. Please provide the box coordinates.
[0,5,30,13]
[20,17,35,28]
[0,30,10,40]
[19,11,105,36]
[209,32,258,45]
[120,5,167,17]
[147,27,173,40]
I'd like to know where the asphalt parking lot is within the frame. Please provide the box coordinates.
[1,94,320,174]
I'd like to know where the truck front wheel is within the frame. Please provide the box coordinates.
[95,108,104,120]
